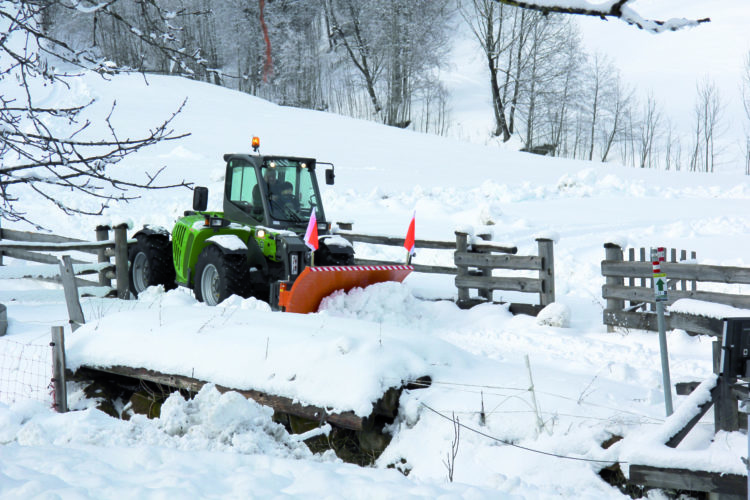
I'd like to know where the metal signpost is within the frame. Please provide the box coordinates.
[652,247,673,416]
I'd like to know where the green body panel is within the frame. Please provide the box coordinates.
[171,212,281,287]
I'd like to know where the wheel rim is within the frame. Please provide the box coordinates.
[201,263,221,306]
[132,252,150,293]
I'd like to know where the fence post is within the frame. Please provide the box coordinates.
[713,340,740,433]
[51,326,68,413]
[536,238,555,307]
[604,243,624,333]
[114,223,130,300]
[0,303,6,336]
[95,225,112,287]
[59,255,85,331]
[477,233,492,301]
[455,231,470,306]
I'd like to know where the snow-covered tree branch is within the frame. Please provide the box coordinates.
[0,1,191,229]
[490,0,710,33]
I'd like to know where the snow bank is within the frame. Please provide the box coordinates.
[65,287,468,417]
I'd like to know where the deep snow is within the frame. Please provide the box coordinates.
[2,21,750,498]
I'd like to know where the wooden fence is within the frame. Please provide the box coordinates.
[336,224,555,314]
[1,222,555,314]
[0,224,131,299]
[602,242,750,336]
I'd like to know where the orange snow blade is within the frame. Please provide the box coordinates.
[278,265,413,314]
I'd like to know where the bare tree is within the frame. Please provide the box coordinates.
[1,2,190,228]
[598,73,632,162]
[488,0,709,33]
[583,53,617,161]
[663,118,682,171]
[637,94,661,169]
[690,77,723,172]
[461,0,515,140]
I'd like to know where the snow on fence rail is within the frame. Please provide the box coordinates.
[0,224,133,299]
[335,223,554,314]
[601,242,750,336]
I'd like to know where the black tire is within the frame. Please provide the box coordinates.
[128,235,176,297]
[193,245,248,306]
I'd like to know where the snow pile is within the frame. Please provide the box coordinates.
[670,299,750,319]
[0,384,310,460]
[64,286,465,417]
[535,303,571,328]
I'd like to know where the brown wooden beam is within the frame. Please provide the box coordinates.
[77,365,365,431]
[629,465,746,496]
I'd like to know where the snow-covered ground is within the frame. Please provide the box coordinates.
[2,68,749,498]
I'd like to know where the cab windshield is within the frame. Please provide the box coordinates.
[227,158,321,223]
[261,159,319,222]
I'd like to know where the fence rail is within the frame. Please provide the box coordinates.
[0,224,132,298]
[600,243,750,336]
[336,224,554,313]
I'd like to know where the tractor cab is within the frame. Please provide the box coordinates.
[222,154,331,234]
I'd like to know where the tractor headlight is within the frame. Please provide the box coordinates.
[256,229,266,238]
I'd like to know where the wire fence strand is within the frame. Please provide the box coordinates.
[0,337,53,407]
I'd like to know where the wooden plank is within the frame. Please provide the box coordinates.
[453,299,543,316]
[1,247,68,265]
[454,252,542,270]
[456,275,543,293]
[628,465,746,496]
[336,231,456,250]
[602,260,750,285]
[469,241,518,254]
[353,258,456,275]
[508,303,545,316]
[78,365,365,431]
[29,275,102,289]
[0,228,87,245]
[665,385,717,448]
[602,284,750,309]
[0,240,115,254]
[603,309,724,337]
[59,256,85,332]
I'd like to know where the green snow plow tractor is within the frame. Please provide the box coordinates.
[128,145,412,312]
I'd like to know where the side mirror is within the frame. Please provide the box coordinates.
[193,186,208,212]
[325,168,335,185]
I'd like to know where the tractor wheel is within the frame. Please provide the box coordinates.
[194,245,248,306]
[128,235,176,297]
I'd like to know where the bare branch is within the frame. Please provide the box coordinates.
[490,0,709,33]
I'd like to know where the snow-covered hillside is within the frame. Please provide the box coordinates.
[2,72,749,498]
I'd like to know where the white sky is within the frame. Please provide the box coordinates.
[577,0,750,168]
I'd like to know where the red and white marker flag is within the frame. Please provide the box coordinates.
[304,208,319,251]
[403,211,416,256]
